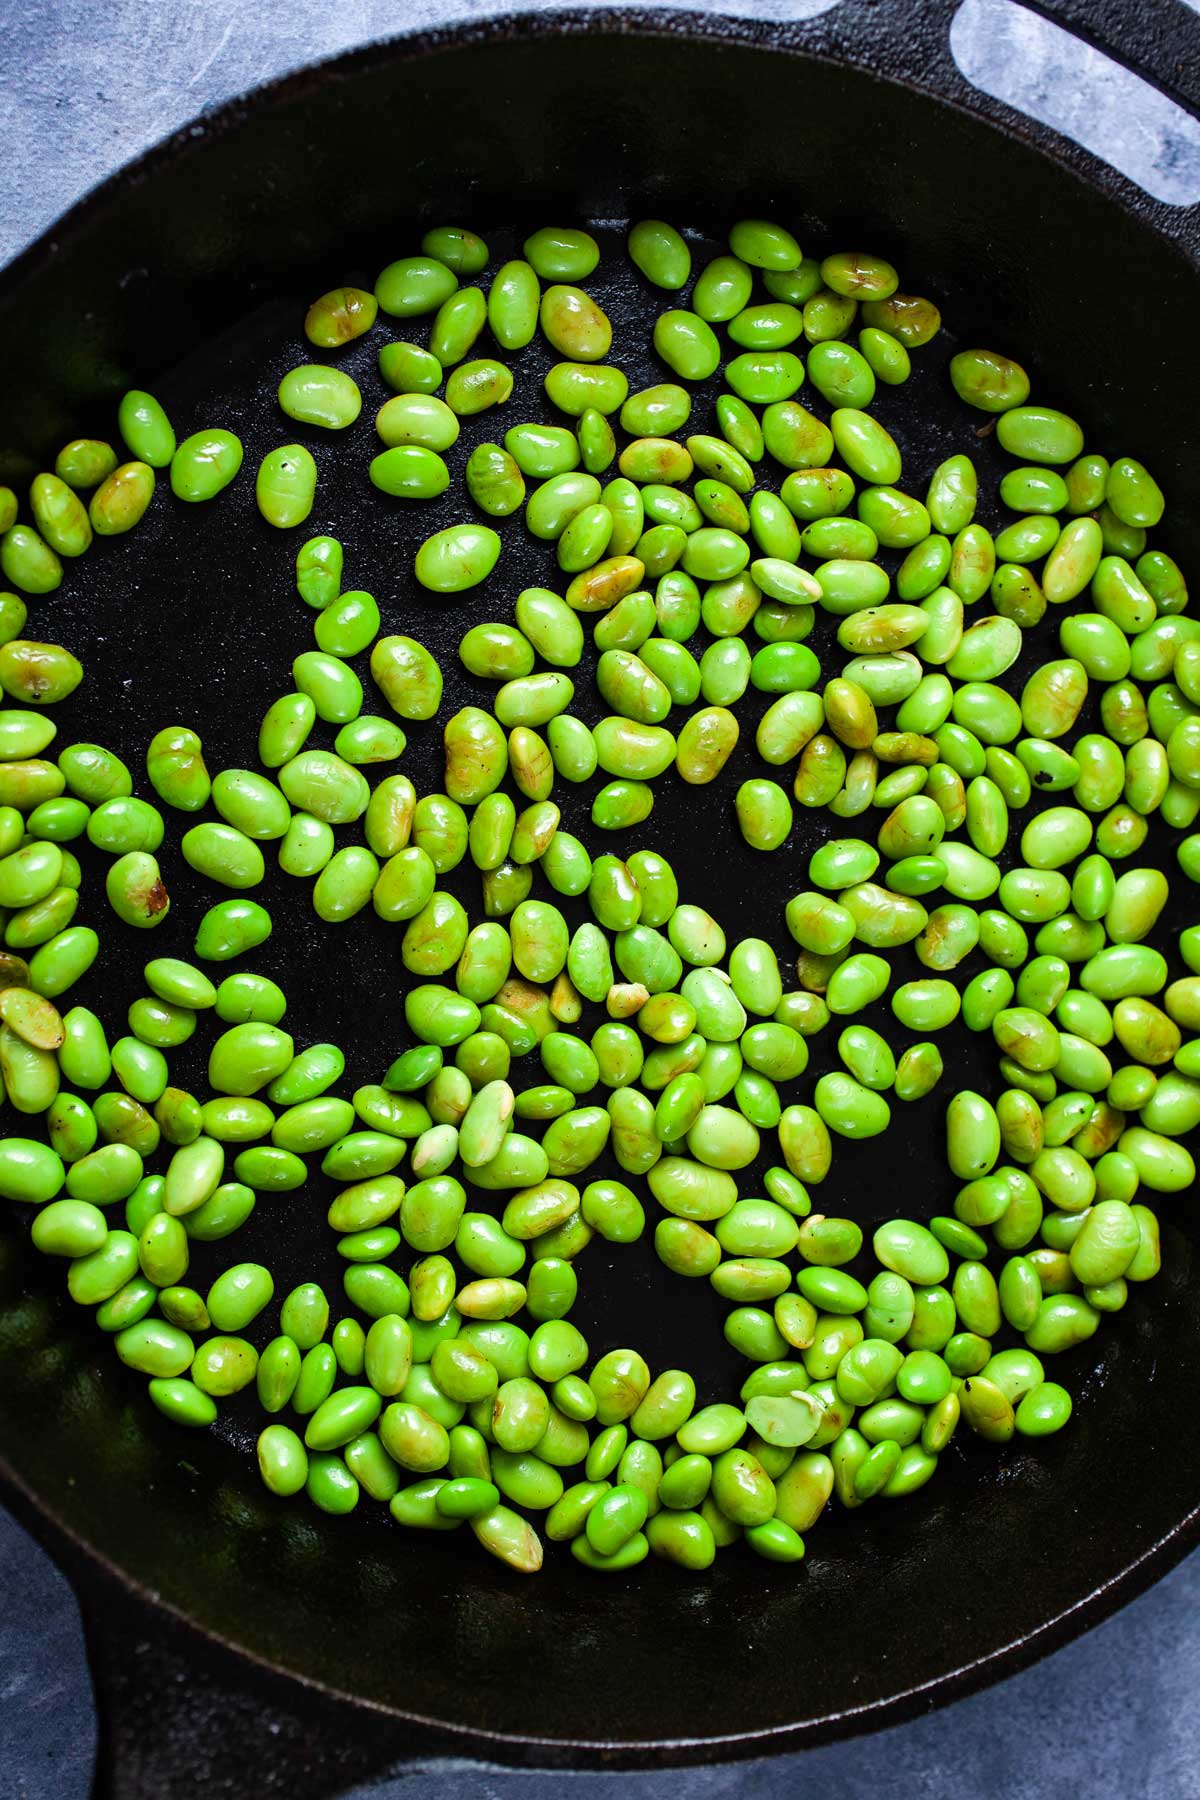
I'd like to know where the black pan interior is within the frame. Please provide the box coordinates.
[0,17,1197,1761]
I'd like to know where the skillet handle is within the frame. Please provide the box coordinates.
[1020,0,1200,116]
[73,1563,436,1800]
[817,0,1200,257]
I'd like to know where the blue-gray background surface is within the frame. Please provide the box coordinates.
[2,2,1199,1795]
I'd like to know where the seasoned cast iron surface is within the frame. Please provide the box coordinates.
[0,23,1196,1758]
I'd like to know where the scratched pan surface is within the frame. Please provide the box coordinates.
[0,5,1198,1769]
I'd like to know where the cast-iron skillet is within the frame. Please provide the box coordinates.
[0,4,1199,1794]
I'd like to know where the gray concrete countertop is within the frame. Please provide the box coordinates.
[2,3,1199,1796]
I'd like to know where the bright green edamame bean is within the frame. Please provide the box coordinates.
[170,429,243,503]
[414,525,501,593]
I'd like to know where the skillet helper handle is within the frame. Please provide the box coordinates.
[76,1563,432,1800]
[815,0,1200,258]
[979,0,1200,256]
[1020,0,1200,115]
